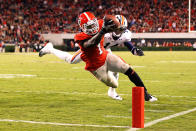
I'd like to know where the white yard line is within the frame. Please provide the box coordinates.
[157,95,196,99]
[145,110,174,113]
[157,60,196,63]
[104,115,131,119]
[0,75,194,85]
[131,66,145,68]
[1,108,196,130]
[128,109,173,113]
[104,115,150,119]
[127,107,196,131]
[0,90,196,99]
[0,119,130,128]
[0,74,36,78]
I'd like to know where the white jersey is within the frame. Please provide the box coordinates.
[103,29,132,49]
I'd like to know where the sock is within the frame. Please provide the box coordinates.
[108,87,117,96]
[50,48,73,63]
[124,68,147,92]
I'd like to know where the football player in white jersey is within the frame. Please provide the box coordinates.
[39,15,157,102]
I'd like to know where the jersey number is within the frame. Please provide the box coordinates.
[97,43,103,55]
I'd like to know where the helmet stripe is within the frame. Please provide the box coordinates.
[84,12,91,21]
[121,15,124,25]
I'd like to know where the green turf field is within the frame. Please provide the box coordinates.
[0,51,196,131]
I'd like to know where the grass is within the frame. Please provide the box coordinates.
[0,51,196,131]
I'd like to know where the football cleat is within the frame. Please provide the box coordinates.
[149,95,158,102]
[108,87,123,100]
[145,92,157,102]
[108,94,123,100]
[39,42,53,57]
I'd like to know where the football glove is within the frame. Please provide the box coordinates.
[100,17,117,34]
[132,48,144,56]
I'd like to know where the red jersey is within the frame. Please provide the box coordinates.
[74,20,108,71]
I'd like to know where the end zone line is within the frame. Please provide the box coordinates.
[0,119,130,129]
[128,107,196,131]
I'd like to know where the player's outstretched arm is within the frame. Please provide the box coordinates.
[124,41,144,56]
[82,31,105,48]
[82,17,117,48]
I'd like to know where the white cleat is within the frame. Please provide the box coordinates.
[145,91,158,102]
[108,87,123,100]
[39,42,53,57]
[149,95,158,102]
[109,95,123,100]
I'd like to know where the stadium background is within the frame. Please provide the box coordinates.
[0,0,196,52]
[0,0,196,131]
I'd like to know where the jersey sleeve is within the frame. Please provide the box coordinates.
[74,32,92,43]
[103,33,110,44]
[124,29,132,42]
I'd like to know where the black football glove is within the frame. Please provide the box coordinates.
[100,17,117,34]
[132,48,144,56]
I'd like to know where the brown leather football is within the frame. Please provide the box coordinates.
[104,15,120,28]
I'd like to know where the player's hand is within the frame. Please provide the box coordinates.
[101,17,117,34]
[132,48,144,56]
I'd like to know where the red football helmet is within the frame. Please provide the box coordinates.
[78,12,99,35]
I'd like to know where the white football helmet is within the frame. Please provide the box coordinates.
[115,15,128,28]
[113,15,128,37]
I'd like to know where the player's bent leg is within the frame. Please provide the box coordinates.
[113,72,119,80]
[106,53,130,73]
[124,68,157,102]
[106,53,157,102]
[91,64,118,88]
[90,63,122,100]
[107,71,122,100]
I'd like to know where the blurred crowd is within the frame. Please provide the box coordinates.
[132,40,194,48]
[191,0,196,31]
[0,0,195,52]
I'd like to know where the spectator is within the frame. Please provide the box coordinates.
[147,41,152,47]
[0,40,3,52]
[193,42,196,51]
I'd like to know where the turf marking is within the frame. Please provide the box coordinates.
[104,115,150,119]
[128,109,173,113]
[1,90,196,99]
[72,67,83,69]
[157,95,196,99]
[158,60,196,63]
[145,110,174,113]
[104,115,131,119]
[127,107,196,131]
[0,74,36,78]
[0,119,130,128]
[131,66,145,68]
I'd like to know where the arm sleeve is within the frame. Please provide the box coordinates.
[124,41,135,54]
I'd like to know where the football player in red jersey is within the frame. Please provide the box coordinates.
[39,15,145,100]
[39,12,157,102]
[74,12,157,102]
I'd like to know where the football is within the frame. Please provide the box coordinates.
[104,15,121,28]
